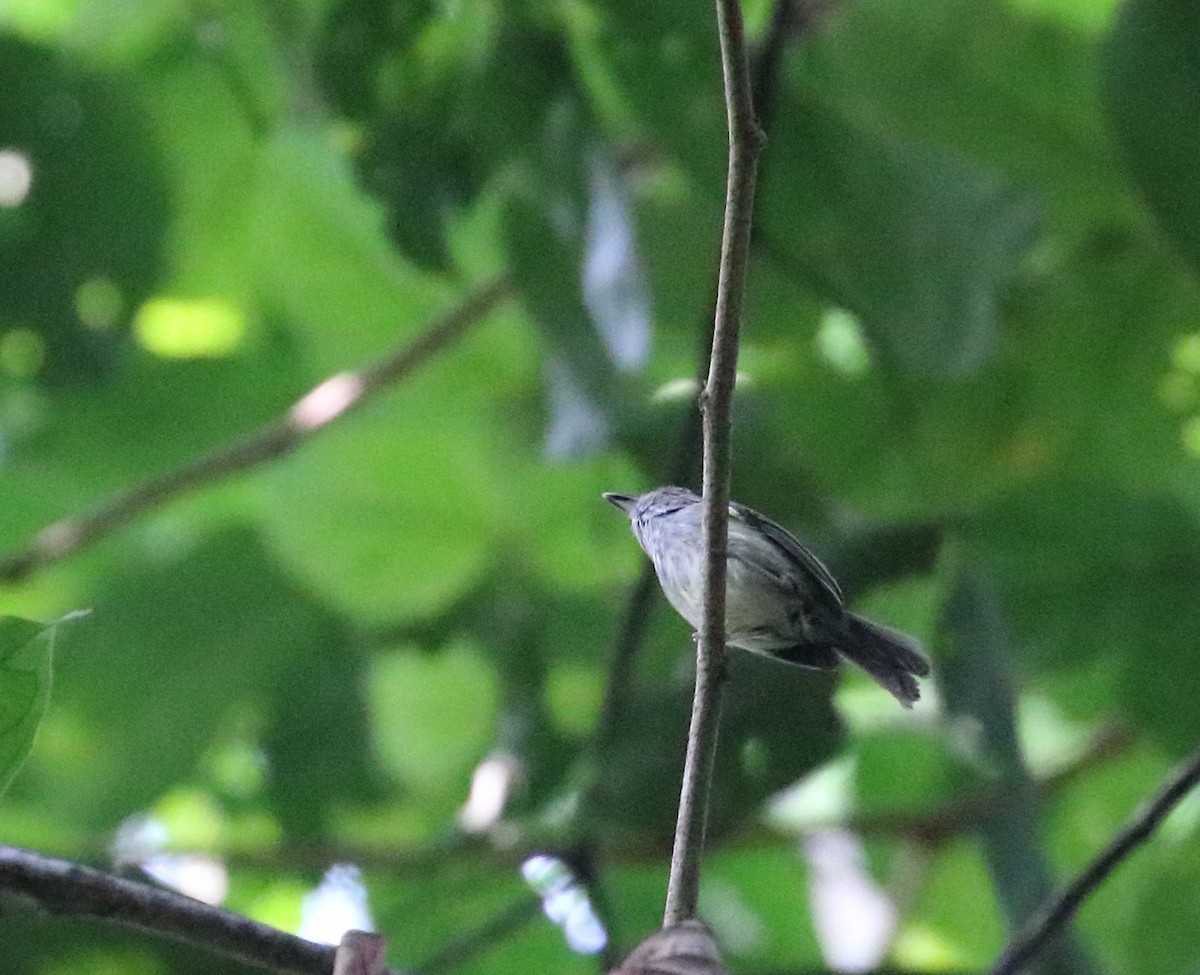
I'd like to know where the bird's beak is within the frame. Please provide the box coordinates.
[603,492,637,513]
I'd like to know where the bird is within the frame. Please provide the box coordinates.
[604,486,931,707]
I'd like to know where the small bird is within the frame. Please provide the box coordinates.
[605,486,931,707]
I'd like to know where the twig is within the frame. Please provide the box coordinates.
[592,568,660,758]
[414,894,541,975]
[0,275,511,584]
[662,0,765,927]
[0,845,407,975]
[989,747,1200,975]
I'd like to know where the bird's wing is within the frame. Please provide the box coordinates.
[728,501,844,606]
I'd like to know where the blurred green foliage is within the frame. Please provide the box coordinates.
[1,0,1199,973]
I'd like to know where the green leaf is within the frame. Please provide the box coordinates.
[795,0,1126,238]
[369,862,592,975]
[590,651,843,842]
[244,127,448,368]
[0,614,69,795]
[574,0,725,186]
[369,640,498,807]
[263,640,384,843]
[853,728,982,820]
[1104,0,1200,277]
[1045,744,1186,975]
[38,529,351,828]
[505,195,617,400]
[258,401,501,625]
[759,100,1041,377]
[704,845,823,969]
[903,838,1006,969]
[938,560,1099,975]
[1122,842,1200,975]
[967,480,1200,748]
[0,36,168,383]
[0,352,302,547]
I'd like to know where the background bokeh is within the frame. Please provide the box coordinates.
[2,0,1199,973]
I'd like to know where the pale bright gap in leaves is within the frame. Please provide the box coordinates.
[291,372,365,431]
[113,813,228,906]
[767,755,855,832]
[0,148,32,206]
[583,151,651,374]
[805,829,897,973]
[652,376,703,402]
[1159,787,1200,846]
[521,854,607,955]
[299,864,375,945]
[545,146,650,460]
[1015,693,1097,776]
[769,767,901,971]
[766,766,901,972]
[114,788,374,945]
[458,751,522,834]
[836,677,942,732]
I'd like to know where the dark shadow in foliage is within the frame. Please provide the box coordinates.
[587,650,844,847]
[0,37,168,385]
[262,633,386,846]
[315,0,577,271]
[1104,0,1200,280]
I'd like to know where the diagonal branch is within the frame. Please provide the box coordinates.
[662,0,765,927]
[989,746,1200,975]
[0,845,407,975]
[413,894,541,975]
[0,275,512,585]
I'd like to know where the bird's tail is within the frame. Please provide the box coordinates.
[839,615,932,708]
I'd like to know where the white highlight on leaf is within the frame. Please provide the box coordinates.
[291,373,364,430]
[458,752,520,833]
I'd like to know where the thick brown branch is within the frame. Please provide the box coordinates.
[0,845,407,975]
[0,275,511,584]
[662,0,764,927]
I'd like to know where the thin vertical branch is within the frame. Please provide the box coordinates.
[662,0,765,927]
